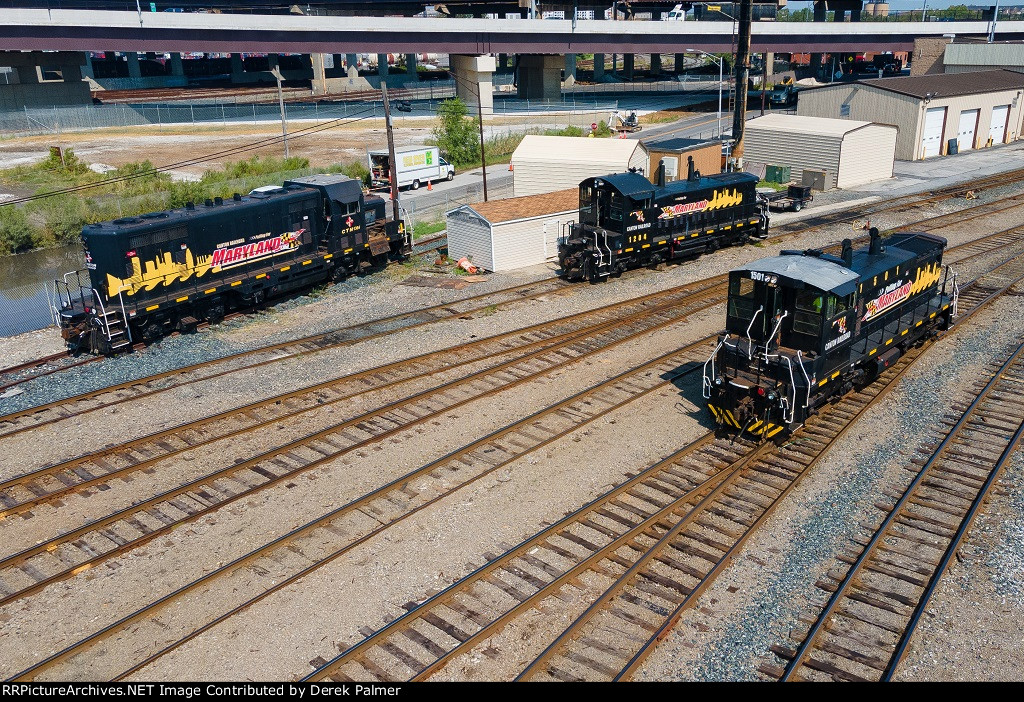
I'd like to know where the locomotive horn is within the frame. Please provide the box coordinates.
[656,161,666,188]
[687,155,698,182]
[869,227,881,255]
[842,239,853,268]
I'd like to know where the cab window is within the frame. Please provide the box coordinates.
[793,290,823,335]
[728,277,756,322]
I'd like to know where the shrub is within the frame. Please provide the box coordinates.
[0,205,34,254]
[432,98,480,168]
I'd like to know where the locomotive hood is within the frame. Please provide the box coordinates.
[735,253,859,296]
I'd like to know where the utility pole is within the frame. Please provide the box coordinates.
[476,85,488,202]
[271,65,289,158]
[380,82,406,248]
[731,0,753,167]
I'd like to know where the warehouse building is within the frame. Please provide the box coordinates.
[642,136,722,182]
[796,70,1024,160]
[445,188,577,272]
[510,135,648,197]
[744,114,897,190]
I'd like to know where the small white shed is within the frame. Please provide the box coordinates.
[510,135,648,197]
[446,188,578,272]
[744,114,897,190]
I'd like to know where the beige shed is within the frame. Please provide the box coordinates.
[796,70,1024,160]
[744,114,897,190]
[510,135,648,197]
[445,189,578,272]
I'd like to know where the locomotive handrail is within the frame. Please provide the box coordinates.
[116,290,133,345]
[951,270,960,318]
[764,310,787,359]
[795,350,812,410]
[781,354,798,425]
[745,306,764,360]
[702,339,725,400]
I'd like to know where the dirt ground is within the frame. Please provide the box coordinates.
[0,122,434,180]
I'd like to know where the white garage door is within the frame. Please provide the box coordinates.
[957,109,980,151]
[990,105,1010,145]
[921,106,946,158]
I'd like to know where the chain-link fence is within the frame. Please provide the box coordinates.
[1,76,700,138]
[0,280,56,338]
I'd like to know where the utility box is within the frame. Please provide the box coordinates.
[802,169,827,190]
[765,165,791,184]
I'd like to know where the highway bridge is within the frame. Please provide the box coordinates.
[2,9,1020,54]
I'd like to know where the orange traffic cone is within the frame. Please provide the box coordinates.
[427,180,432,190]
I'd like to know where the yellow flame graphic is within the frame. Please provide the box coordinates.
[911,261,942,296]
[705,188,744,211]
[106,248,215,298]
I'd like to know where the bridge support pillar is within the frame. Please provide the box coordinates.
[675,53,686,73]
[169,52,184,77]
[346,54,358,78]
[622,53,634,81]
[229,53,245,84]
[593,53,606,80]
[312,53,328,95]
[650,53,661,75]
[405,53,417,77]
[517,54,561,101]
[564,53,577,83]
[125,52,141,79]
[498,53,509,71]
[377,54,389,79]
[451,54,495,114]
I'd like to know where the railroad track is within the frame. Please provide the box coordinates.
[6,335,718,681]
[0,353,96,398]
[4,221,1018,541]
[304,248,1024,684]
[6,211,1024,681]
[0,276,574,436]
[3,163,1023,414]
[0,274,725,532]
[764,338,1024,682]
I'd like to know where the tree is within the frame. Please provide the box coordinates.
[432,97,480,167]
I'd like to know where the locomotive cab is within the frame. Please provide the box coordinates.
[560,170,767,283]
[710,253,859,438]
[705,231,953,440]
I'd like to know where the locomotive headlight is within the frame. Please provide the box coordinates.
[714,377,723,386]
[767,392,777,402]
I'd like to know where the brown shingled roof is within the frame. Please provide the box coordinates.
[466,188,578,224]
[854,69,1024,100]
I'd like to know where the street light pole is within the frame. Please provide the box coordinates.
[687,48,723,138]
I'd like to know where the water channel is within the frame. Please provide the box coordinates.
[0,243,82,338]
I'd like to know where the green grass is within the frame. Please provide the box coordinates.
[0,150,375,256]
[413,220,446,240]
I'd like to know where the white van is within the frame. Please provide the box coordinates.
[368,146,455,190]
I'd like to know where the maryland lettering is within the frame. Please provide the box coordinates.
[211,230,303,269]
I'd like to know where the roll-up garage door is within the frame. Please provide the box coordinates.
[921,106,946,158]
[957,109,980,151]
[989,105,1009,145]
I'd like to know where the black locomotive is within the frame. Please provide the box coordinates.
[704,229,956,440]
[54,174,407,354]
[558,162,769,283]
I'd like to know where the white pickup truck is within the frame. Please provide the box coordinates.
[368,146,455,190]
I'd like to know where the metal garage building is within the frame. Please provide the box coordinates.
[510,135,648,197]
[796,70,1024,160]
[445,188,578,272]
[744,114,897,190]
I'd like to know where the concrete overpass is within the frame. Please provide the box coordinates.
[2,9,1021,54]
